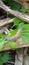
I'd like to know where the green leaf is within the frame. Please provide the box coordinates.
[21,35,29,43]
[8,22,24,37]
[0,55,3,65]
[22,24,29,33]
[14,18,24,26]
[23,24,29,29]
[8,29,18,37]
[17,22,24,29]
[0,52,9,65]
[8,41,16,49]
[0,34,5,38]
[20,8,28,13]
[0,38,5,50]
[21,33,29,37]
[21,24,29,43]
[14,18,20,25]
[2,52,9,63]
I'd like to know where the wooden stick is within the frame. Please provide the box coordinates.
[0,18,14,27]
[0,1,29,23]
[0,27,10,34]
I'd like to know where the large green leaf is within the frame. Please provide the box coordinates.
[8,41,16,49]
[2,52,9,63]
[0,52,9,65]
[0,38,5,50]
[21,24,29,43]
[21,35,29,43]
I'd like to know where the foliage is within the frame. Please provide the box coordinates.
[0,18,29,50]
[21,24,29,43]
[14,18,20,25]
[0,34,5,38]
[2,52,9,63]
[3,0,28,13]
[0,37,5,50]
[0,52,9,65]
[8,29,18,37]
[8,18,29,43]
[0,0,29,64]
[3,0,21,11]
[0,17,29,50]
[0,0,29,50]
[20,8,28,13]
[8,41,16,49]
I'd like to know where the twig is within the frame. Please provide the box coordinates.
[0,27,9,34]
[0,29,4,33]
[4,28,9,34]
[0,1,29,22]
[0,18,14,27]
